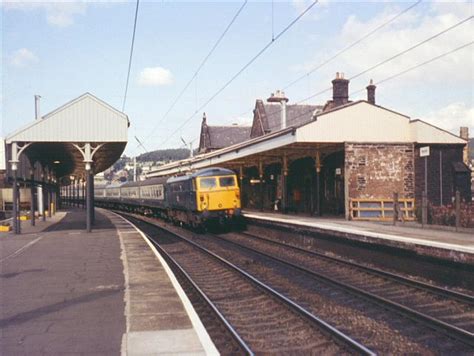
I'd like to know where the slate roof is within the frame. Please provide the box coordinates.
[262,103,323,132]
[207,125,251,149]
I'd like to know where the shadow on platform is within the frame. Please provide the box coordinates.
[43,208,115,232]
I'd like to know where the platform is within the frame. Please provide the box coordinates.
[244,211,474,264]
[0,208,217,355]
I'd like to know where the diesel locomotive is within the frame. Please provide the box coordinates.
[95,167,242,228]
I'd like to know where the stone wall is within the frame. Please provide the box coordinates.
[345,143,414,200]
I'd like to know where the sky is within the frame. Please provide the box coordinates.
[1,0,473,157]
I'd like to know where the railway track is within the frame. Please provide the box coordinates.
[120,213,374,355]
[202,230,474,353]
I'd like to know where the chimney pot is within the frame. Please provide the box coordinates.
[35,95,41,120]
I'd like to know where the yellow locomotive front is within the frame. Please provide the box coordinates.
[195,172,241,220]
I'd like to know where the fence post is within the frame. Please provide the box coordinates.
[421,191,427,228]
[455,190,460,232]
[393,192,398,226]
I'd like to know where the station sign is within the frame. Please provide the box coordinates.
[420,146,430,157]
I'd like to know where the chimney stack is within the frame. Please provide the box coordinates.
[366,79,376,105]
[267,90,289,130]
[332,72,349,107]
[35,95,41,120]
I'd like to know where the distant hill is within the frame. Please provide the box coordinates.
[136,148,191,163]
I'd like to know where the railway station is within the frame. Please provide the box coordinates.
[1,78,473,354]
[2,1,473,353]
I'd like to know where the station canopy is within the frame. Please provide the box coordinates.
[5,93,129,181]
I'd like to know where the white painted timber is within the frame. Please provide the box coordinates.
[409,119,466,144]
[6,93,128,143]
[0,138,5,170]
[297,101,412,143]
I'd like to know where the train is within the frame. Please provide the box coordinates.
[95,167,242,229]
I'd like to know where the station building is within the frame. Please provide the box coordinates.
[149,73,471,220]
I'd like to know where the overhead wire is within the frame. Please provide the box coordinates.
[283,0,422,91]
[293,15,473,106]
[348,15,472,82]
[122,0,140,112]
[267,41,474,131]
[143,0,248,144]
[262,12,473,131]
[221,0,422,126]
[157,0,319,149]
[350,41,474,96]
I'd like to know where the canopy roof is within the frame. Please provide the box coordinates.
[148,101,466,177]
[5,93,129,179]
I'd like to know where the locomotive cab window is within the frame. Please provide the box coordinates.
[199,177,217,189]
[219,176,235,187]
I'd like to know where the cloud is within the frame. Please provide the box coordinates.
[335,3,473,85]
[420,102,474,135]
[294,2,473,90]
[3,1,86,27]
[9,48,39,67]
[138,67,174,86]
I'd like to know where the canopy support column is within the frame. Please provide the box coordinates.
[12,167,19,234]
[10,142,20,233]
[86,167,92,232]
[91,176,95,224]
[281,154,288,213]
[30,169,36,226]
[9,142,32,234]
[315,151,322,216]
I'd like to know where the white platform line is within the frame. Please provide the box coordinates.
[0,234,45,263]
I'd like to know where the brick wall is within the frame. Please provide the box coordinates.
[345,143,414,200]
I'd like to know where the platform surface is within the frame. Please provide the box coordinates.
[244,211,474,254]
[0,208,217,355]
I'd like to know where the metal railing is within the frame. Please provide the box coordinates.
[350,197,415,221]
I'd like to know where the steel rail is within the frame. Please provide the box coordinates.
[126,213,375,355]
[241,231,474,305]
[211,231,474,348]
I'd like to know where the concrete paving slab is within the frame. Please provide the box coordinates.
[125,329,206,356]
[0,208,125,355]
